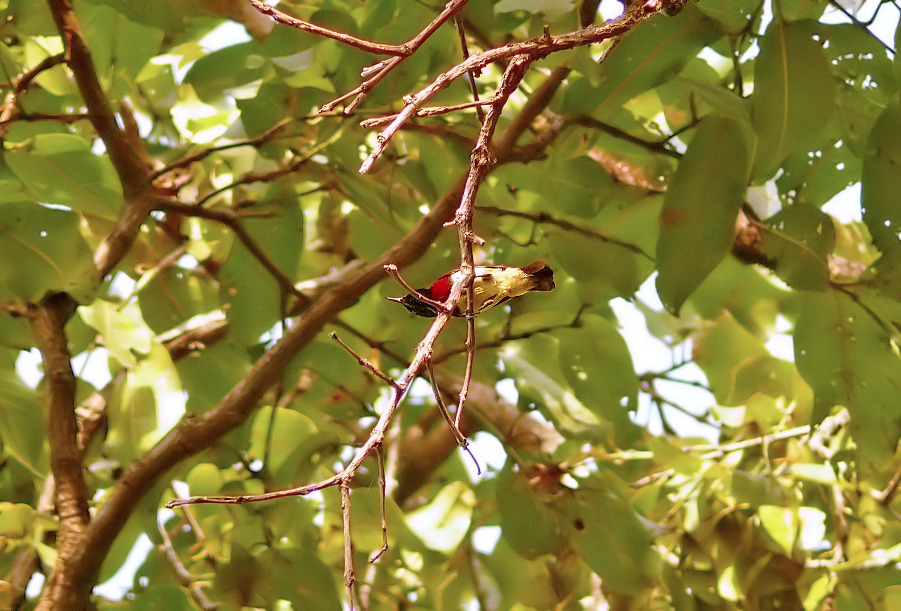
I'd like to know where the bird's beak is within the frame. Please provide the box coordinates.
[385,296,406,303]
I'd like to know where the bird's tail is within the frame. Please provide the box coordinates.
[522,261,555,291]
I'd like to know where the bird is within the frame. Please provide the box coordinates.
[388,261,555,317]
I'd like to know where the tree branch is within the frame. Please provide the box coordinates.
[27,294,89,611]
[359,1,663,173]
[47,0,157,278]
[53,56,577,608]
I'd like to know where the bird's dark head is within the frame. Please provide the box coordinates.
[386,289,439,317]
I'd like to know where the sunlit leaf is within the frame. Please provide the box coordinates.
[751,21,834,179]
[795,290,901,476]
[405,481,475,554]
[0,202,97,303]
[5,134,123,220]
[593,6,720,118]
[80,300,153,368]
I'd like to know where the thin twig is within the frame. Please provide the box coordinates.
[150,118,292,181]
[340,480,356,609]
[384,263,453,314]
[454,17,486,124]
[476,204,655,260]
[331,331,399,389]
[359,2,663,173]
[159,201,305,302]
[157,520,216,610]
[427,361,467,447]
[358,97,500,128]
[249,0,410,55]
[369,446,390,564]
[451,55,533,437]
[319,0,471,113]
[427,362,481,475]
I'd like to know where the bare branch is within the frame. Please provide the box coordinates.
[340,481,356,609]
[476,204,655,260]
[359,1,663,173]
[450,55,533,438]
[318,0,471,113]
[150,118,292,182]
[330,331,399,390]
[358,97,499,128]
[454,17,486,124]
[47,0,160,278]
[369,446,389,564]
[159,201,305,302]
[248,0,412,56]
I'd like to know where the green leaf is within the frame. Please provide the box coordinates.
[502,335,606,438]
[794,291,901,478]
[219,180,303,346]
[496,461,567,559]
[183,42,266,103]
[405,481,475,554]
[184,462,224,497]
[757,505,825,555]
[537,156,616,218]
[262,547,341,611]
[495,0,577,18]
[132,585,195,611]
[136,266,220,334]
[557,486,659,593]
[760,203,832,291]
[694,313,768,404]
[82,0,190,30]
[5,134,124,220]
[104,342,180,463]
[79,301,153,368]
[556,314,639,442]
[548,195,660,300]
[777,123,861,209]
[0,202,97,303]
[175,338,250,414]
[0,502,36,538]
[655,115,751,313]
[695,0,761,34]
[819,23,896,105]
[247,406,318,486]
[481,537,572,610]
[750,21,835,179]
[593,6,720,119]
[79,0,164,84]
[0,368,43,474]
[861,102,901,247]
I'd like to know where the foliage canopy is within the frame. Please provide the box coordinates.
[1,0,901,609]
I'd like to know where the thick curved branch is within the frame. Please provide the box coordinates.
[48,0,156,278]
